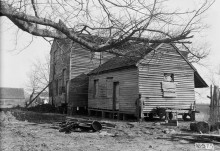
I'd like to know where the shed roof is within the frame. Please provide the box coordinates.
[0,87,25,99]
[88,43,160,75]
[88,43,208,88]
[88,56,140,75]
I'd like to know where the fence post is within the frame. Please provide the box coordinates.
[209,85,213,123]
[211,85,220,123]
[216,87,220,122]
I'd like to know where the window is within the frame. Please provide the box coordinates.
[162,73,176,98]
[93,79,99,98]
[164,73,174,82]
[91,52,101,59]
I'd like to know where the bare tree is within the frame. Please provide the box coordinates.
[210,64,220,86]
[0,0,215,59]
[26,55,50,100]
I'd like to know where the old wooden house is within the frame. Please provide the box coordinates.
[87,43,208,120]
[49,38,114,113]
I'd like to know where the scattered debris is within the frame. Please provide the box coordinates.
[57,117,116,133]
[1,109,220,151]
[162,128,176,134]
[58,120,102,133]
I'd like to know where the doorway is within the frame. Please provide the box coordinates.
[113,82,119,110]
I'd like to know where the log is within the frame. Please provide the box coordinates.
[190,122,210,133]
[174,133,220,138]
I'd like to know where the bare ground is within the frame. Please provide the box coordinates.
[0,110,220,151]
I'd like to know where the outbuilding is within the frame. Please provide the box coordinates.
[87,43,208,120]
[0,87,25,108]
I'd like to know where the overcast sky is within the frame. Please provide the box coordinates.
[0,0,220,103]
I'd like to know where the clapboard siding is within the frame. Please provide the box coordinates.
[68,44,115,108]
[138,43,195,112]
[50,40,115,108]
[70,46,100,79]
[70,44,115,79]
[88,68,139,113]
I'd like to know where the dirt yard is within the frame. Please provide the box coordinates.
[0,109,220,151]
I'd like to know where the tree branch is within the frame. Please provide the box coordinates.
[31,0,39,18]
[1,0,207,53]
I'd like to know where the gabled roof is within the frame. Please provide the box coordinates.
[88,43,208,88]
[0,87,25,99]
[171,44,208,88]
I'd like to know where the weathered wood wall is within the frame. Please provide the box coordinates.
[70,44,114,79]
[138,43,195,113]
[68,74,89,107]
[209,85,220,123]
[68,44,114,108]
[49,38,114,108]
[88,68,139,113]
[49,39,71,107]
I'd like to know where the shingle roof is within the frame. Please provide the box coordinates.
[88,43,160,75]
[0,87,25,99]
[88,56,140,75]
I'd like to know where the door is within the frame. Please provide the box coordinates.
[113,82,119,110]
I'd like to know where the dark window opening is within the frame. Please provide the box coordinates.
[164,73,174,82]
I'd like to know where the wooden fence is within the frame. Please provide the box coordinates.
[209,85,220,124]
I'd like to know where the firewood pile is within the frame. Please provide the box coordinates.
[56,117,116,133]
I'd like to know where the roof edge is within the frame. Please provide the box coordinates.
[136,43,164,66]
[171,44,208,88]
[88,65,137,76]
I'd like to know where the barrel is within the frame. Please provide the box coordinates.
[90,121,102,131]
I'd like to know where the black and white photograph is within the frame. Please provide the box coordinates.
[0,0,220,150]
